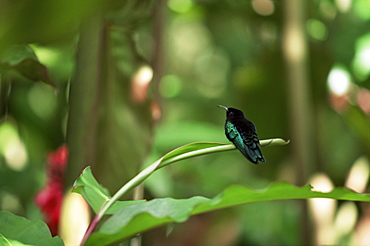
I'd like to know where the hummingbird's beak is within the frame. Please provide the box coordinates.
[217,105,228,111]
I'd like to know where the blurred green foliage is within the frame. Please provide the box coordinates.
[1,0,370,245]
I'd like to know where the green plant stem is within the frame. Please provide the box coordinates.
[158,138,284,168]
[80,138,288,245]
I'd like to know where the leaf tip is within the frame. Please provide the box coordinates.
[71,166,91,191]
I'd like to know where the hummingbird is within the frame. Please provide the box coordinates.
[218,105,265,164]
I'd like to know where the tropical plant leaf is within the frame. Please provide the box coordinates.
[0,44,55,87]
[0,211,64,246]
[75,139,291,244]
[0,45,37,66]
[72,167,145,214]
[13,58,55,87]
[83,181,370,245]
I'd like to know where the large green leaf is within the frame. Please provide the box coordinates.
[0,211,64,246]
[85,183,370,245]
[77,168,370,245]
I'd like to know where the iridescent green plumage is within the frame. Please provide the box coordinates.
[218,105,265,164]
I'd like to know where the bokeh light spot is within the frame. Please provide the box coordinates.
[334,202,358,236]
[309,173,336,245]
[319,0,337,20]
[345,156,369,192]
[0,122,28,171]
[352,33,370,80]
[160,74,183,98]
[31,45,59,66]
[168,0,194,13]
[28,83,57,120]
[0,192,22,214]
[170,19,211,66]
[194,48,229,98]
[353,0,370,20]
[131,65,153,102]
[335,0,352,13]
[327,65,351,96]
[251,0,274,16]
[307,19,328,41]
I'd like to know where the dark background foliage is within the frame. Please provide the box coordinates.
[1,0,370,245]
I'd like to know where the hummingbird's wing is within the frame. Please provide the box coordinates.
[225,121,265,164]
[241,131,266,164]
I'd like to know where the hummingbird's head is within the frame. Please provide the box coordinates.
[217,105,244,118]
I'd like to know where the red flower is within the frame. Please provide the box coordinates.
[35,145,68,236]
